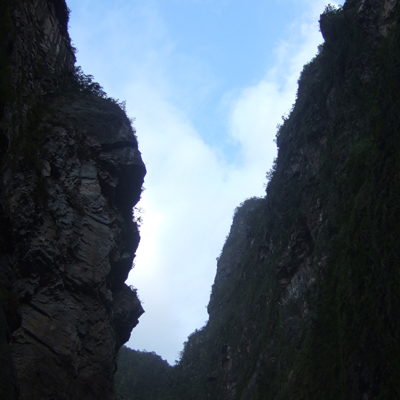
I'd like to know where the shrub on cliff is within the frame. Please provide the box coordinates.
[73,66,107,97]
[115,346,173,400]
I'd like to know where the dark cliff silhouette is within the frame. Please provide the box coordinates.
[0,1,145,398]
[115,0,400,399]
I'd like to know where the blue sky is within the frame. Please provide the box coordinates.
[67,0,338,364]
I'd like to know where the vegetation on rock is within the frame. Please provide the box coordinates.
[115,0,400,399]
[0,1,145,399]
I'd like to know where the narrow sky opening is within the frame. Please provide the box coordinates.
[67,0,332,364]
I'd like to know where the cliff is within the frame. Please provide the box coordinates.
[0,1,146,399]
[115,0,400,399]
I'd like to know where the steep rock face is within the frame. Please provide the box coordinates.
[115,0,400,399]
[0,1,145,399]
[174,1,400,399]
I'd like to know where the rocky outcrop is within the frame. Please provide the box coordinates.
[115,0,400,399]
[175,1,400,398]
[0,1,145,399]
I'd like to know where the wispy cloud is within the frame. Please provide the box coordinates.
[125,10,326,363]
[68,0,327,364]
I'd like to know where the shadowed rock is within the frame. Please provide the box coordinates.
[0,0,146,399]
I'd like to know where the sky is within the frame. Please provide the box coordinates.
[66,0,338,364]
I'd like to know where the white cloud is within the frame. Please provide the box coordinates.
[125,81,238,362]
[126,16,325,362]
[68,0,327,364]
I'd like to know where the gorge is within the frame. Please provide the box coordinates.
[116,0,400,399]
[1,0,400,399]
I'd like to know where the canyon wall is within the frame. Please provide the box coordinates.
[115,0,400,399]
[0,1,145,399]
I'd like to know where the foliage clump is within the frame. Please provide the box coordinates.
[115,346,173,400]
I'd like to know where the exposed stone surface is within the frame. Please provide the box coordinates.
[0,1,145,399]
[115,1,400,399]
